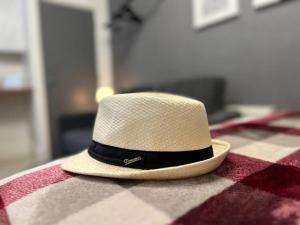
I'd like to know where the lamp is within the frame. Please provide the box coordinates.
[96,87,114,103]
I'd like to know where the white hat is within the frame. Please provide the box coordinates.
[61,92,230,180]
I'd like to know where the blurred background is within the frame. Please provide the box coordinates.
[0,0,299,178]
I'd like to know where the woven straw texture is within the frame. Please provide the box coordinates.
[62,92,230,179]
[93,92,212,151]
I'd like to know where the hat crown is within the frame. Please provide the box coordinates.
[93,92,212,152]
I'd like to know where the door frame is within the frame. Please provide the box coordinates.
[26,0,113,162]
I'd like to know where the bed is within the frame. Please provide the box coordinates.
[1,111,300,225]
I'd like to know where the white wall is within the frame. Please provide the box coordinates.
[0,96,32,159]
[0,0,26,52]
[0,0,33,161]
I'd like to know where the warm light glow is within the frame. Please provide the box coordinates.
[96,86,114,102]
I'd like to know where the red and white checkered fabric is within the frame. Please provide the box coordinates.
[1,111,300,225]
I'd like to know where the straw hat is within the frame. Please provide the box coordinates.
[62,92,230,180]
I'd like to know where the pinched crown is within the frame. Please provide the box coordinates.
[93,92,212,152]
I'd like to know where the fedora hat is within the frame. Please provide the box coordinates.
[62,92,230,180]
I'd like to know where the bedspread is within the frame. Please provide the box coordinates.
[1,111,300,225]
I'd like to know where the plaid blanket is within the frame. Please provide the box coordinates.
[1,111,300,225]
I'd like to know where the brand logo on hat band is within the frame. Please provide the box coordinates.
[124,157,142,165]
[88,140,214,170]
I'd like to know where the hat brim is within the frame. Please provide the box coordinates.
[61,139,230,180]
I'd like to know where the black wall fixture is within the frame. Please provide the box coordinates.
[109,0,143,31]
[109,0,166,32]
